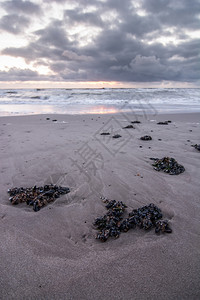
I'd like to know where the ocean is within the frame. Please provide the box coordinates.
[0,88,200,116]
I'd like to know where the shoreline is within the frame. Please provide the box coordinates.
[1,110,200,119]
[0,111,200,299]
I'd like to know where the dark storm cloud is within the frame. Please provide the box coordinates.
[141,0,200,32]
[2,20,72,61]
[120,14,160,37]
[64,9,104,27]
[0,68,39,81]
[2,0,41,15]
[1,0,200,84]
[0,67,58,82]
[0,14,30,34]
[34,21,71,49]
[43,0,68,3]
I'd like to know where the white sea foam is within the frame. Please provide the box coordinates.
[0,88,199,116]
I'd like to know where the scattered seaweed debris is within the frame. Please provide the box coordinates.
[155,220,172,233]
[94,199,127,242]
[150,157,185,175]
[8,185,70,212]
[192,144,200,151]
[100,132,110,135]
[121,203,172,233]
[94,201,172,242]
[131,121,141,124]
[112,134,122,139]
[123,125,134,129]
[157,121,171,125]
[140,135,152,141]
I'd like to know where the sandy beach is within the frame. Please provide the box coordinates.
[0,112,200,299]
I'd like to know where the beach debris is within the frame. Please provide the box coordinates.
[46,117,50,120]
[8,185,70,212]
[52,119,57,122]
[112,134,122,138]
[131,121,141,124]
[100,132,110,135]
[155,220,172,233]
[151,157,185,175]
[123,125,134,129]
[122,203,164,232]
[94,201,172,242]
[192,144,200,151]
[94,200,127,242]
[157,121,169,125]
[140,135,152,141]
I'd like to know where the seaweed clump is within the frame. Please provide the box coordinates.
[157,121,171,125]
[8,185,70,212]
[192,144,200,151]
[94,201,172,242]
[94,200,127,242]
[140,135,152,141]
[151,157,185,175]
[123,125,134,129]
[131,121,141,124]
[112,134,121,139]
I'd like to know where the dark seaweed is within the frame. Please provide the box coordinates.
[151,157,185,175]
[112,134,122,138]
[94,201,172,242]
[140,135,152,141]
[192,144,200,151]
[8,185,70,211]
[123,125,134,129]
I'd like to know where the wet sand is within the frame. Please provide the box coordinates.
[0,112,200,299]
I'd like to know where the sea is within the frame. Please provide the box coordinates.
[0,88,200,116]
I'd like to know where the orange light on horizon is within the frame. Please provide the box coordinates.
[84,105,119,114]
[0,80,197,89]
[0,80,122,89]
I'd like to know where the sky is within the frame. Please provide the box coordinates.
[0,0,199,89]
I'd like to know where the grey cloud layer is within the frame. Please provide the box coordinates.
[0,14,30,34]
[2,0,41,15]
[0,0,200,84]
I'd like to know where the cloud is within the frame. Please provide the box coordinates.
[34,21,71,49]
[0,14,30,34]
[0,68,39,81]
[142,0,200,30]
[2,0,42,15]
[43,0,69,3]
[62,50,92,62]
[63,9,104,27]
[0,0,199,85]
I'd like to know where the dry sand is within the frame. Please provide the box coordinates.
[0,112,200,299]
